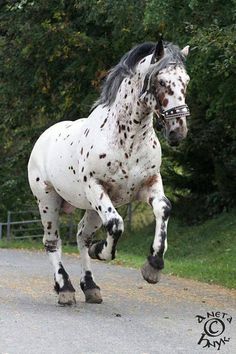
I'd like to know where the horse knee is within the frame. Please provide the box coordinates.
[152,196,172,220]
[162,196,172,220]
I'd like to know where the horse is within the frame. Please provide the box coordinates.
[28,38,190,306]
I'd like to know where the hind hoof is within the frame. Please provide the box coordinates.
[89,240,114,261]
[58,291,76,306]
[141,261,161,284]
[84,288,103,304]
[88,241,101,259]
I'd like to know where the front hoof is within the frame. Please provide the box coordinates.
[141,261,161,284]
[58,291,76,306]
[84,288,103,304]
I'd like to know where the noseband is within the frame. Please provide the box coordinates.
[160,104,190,120]
[155,104,190,131]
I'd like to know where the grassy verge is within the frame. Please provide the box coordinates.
[0,209,235,289]
[116,209,236,289]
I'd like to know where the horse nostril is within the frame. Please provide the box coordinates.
[168,131,180,146]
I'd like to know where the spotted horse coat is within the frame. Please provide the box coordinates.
[28,39,190,305]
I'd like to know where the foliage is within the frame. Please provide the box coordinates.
[145,0,236,220]
[117,208,236,289]
[0,0,151,219]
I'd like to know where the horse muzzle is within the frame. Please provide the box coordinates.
[167,124,189,146]
[167,130,182,146]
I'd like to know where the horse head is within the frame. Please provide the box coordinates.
[139,39,190,146]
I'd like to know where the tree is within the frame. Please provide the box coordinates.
[0,0,150,218]
[145,0,236,221]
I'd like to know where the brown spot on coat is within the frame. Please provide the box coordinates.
[163,98,169,107]
[143,175,158,188]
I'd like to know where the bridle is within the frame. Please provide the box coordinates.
[140,61,191,130]
[155,104,191,130]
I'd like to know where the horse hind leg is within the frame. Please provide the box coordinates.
[77,210,103,303]
[30,178,76,305]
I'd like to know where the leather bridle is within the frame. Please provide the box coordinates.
[155,104,190,130]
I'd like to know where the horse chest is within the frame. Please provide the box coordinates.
[92,148,160,205]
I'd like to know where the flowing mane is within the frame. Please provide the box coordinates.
[93,41,186,109]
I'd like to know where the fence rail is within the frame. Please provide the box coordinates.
[0,204,133,241]
[0,209,75,241]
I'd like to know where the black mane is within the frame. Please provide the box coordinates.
[93,41,185,109]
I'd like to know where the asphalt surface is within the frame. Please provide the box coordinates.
[0,249,235,354]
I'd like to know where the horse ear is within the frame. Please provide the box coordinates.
[151,38,164,64]
[181,45,190,57]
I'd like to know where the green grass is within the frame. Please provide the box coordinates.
[0,209,235,288]
[116,209,236,289]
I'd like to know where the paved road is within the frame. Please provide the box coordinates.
[0,249,235,354]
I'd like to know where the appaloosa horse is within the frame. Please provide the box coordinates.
[28,39,190,305]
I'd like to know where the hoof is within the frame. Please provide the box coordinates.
[88,241,102,260]
[141,261,161,284]
[84,288,103,304]
[58,291,76,306]
[89,240,114,261]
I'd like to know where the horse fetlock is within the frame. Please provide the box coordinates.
[54,262,76,295]
[148,254,164,270]
[105,217,124,237]
[54,278,76,294]
[141,261,162,284]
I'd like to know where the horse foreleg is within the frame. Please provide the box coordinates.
[140,175,172,284]
[77,210,103,303]
[85,180,124,261]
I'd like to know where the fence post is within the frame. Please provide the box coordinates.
[7,211,11,241]
[127,203,132,231]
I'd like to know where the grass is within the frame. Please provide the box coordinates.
[116,209,236,289]
[0,209,235,289]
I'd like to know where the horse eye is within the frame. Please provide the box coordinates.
[159,80,165,87]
